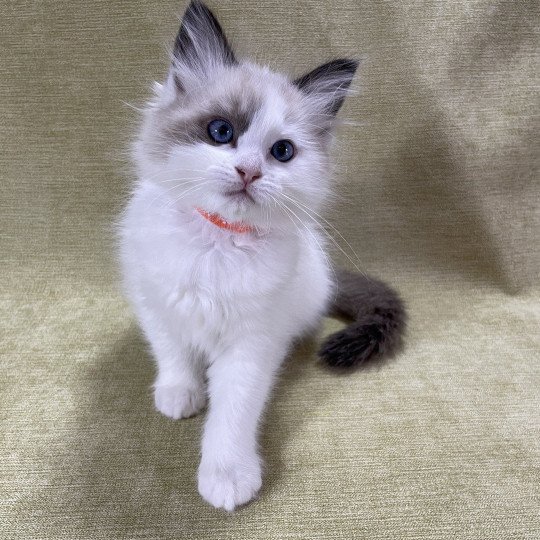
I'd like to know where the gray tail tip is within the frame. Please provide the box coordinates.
[318,297,406,369]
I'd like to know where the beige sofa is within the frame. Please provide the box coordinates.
[1,1,538,538]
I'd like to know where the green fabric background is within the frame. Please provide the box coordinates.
[1,1,539,538]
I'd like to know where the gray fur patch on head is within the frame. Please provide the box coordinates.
[161,93,263,148]
[139,2,359,158]
[141,57,340,160]
[136,0,359,200]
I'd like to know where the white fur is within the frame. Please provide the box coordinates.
[119,22,354,508]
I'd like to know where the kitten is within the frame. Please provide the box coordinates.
[119,1,405,511]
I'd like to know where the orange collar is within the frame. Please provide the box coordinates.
[195,207,255,234]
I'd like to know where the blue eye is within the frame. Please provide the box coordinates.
[270,140,294,162]
[207,119,234,144]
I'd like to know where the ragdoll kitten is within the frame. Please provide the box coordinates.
[119,1,405,511]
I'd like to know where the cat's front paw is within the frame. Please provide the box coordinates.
[154,384,205,419]
[197,455,262,511]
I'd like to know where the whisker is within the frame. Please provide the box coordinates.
[145,179,210,210]
[271,196,338,301]
[161,181,214,212]
[139,166,208,184]
[277,193,367,278]
[279,192,367,277]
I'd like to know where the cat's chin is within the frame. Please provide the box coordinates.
[211,198,277,230]
[223,189,256,205]
[214,190,262,219]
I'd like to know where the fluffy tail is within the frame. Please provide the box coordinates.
[319,269,406,368]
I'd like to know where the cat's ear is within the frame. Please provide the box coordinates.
[294,59,358,116]
[153,2,235,105]
[173,1,236,78]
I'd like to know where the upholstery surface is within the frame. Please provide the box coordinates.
[1,1,539,538]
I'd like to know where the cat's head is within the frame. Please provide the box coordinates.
[135,1,357,228]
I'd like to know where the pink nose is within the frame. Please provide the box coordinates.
[235,166,262,185]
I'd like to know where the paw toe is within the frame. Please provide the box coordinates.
[198,459,262,511]
[154,385,205,419]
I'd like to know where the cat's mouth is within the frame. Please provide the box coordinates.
[224,188,255,204]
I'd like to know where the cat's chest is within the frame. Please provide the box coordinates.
[181,240,277,292]
[154,234,296,344]
[148,224,296,304]
[124,189,299,319]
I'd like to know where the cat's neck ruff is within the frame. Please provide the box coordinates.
[195,207,255,234]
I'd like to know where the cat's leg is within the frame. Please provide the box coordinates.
[197,337,287,511]
[153,343,206,420]
[138,306,206,420]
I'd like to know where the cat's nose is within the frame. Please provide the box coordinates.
[235,166,262,185]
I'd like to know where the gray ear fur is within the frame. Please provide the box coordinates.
[173,1,237,71]
[294,59,358,115]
